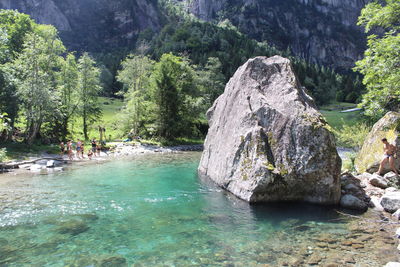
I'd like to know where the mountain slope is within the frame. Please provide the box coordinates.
[0,0,368,69]
[185,0,369,69]
[0,0,162,51]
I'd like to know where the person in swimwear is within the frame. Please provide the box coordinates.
[377,138,399,175]
[60,142,65,156]
[67,140,74,160]
[76,139,82,159]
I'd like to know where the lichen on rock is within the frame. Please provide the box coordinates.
[355,112,400,174]
[198,55,341,204]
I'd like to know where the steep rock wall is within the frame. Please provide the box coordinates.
[0,0,161,51]
[186,0,369,69]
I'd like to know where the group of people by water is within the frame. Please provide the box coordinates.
[59,139,104,160]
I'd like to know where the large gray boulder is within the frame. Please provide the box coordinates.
[355,112,400,174]
[198,56,341,204]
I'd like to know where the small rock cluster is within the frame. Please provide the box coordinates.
[339,171,400,213]
[339,170,400,266]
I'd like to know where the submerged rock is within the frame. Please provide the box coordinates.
[355,112,400,174]
[56,219,89,236]
[99,256,127,267]
[198,56,341,204]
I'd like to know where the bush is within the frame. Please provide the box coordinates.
[0,148,7,162]
[334,122,371,149]
[342,152,357,172]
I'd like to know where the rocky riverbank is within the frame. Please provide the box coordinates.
[0,143,204,175]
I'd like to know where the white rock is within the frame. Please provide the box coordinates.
[30,164,44,172]
[393,209,400,220]
[46,160,55,168]
[370,196,384,211]
[384,262,400,267]
[395,228,400,238]
[381,192,400,213]
[384,171,399,180]
[386,187,398,193]
[18,164,32,169]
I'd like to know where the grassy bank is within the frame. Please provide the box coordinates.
[319,102,363,130]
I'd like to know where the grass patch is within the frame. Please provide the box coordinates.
[69,97,125,141]
[2,142,60,161]
[319,102,363,130]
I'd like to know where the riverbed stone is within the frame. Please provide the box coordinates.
[384,262,400,267]
[56,219,89,236]
[198,56,341,204]
[381,192,400,213]
[370,196,384,211]
[369,174,389,189]
[99,256,127,267]
[340,194,368,211]
[355,112,400,174]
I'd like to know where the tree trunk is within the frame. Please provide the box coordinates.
[26,122,40,145]
[83,109,88,141]
[61,117,69,141]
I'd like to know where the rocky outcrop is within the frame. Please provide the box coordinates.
[355,112,400,174]
[0,0,162,51]
[198,56,341,204]
[184,0,369,69]
[339,172,370,211]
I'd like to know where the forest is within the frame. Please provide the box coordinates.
[0,0,398,150]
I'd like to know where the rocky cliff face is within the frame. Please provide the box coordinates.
[186,0,369,69]
[0,0,161,51]
[199,56,341,204]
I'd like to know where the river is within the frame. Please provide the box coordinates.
[0,152,397,266]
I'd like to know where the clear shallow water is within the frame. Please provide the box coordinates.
[0,152,396,266]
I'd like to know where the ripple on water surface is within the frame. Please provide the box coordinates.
[0,152,398,266]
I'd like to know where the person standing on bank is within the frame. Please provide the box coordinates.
[377,138,399,176]
[91,139,97,157]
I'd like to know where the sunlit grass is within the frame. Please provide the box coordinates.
[319,102,363,130]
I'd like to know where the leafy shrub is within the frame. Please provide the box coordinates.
[0,148,7,162]
[334,122,371,149]
[342,152,357,172]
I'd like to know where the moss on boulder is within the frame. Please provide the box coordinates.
[355,112,400,174]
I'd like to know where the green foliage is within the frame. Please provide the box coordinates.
[342,152,357,172]
[146,13,362,106]
[151,53,202,139]
[355,0,400,120]
[117,54,155,135]
[57,53,80,138]
[0,147,7,162]
[10,25,65,144]
[334,122,371,149]
[197,57,226,106]
[78,53,102,140]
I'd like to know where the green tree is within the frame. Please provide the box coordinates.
[0,10,35,132]
[57,53,80,139]
[117,54,155,135]
[151,53,199,139]
[77,52,102,140]
[11,25,65,144]
[199,57,226,106]
[354,0,400,119]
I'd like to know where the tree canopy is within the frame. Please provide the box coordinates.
[355,0,400,119]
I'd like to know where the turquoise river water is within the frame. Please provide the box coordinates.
[0,152,398,266]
